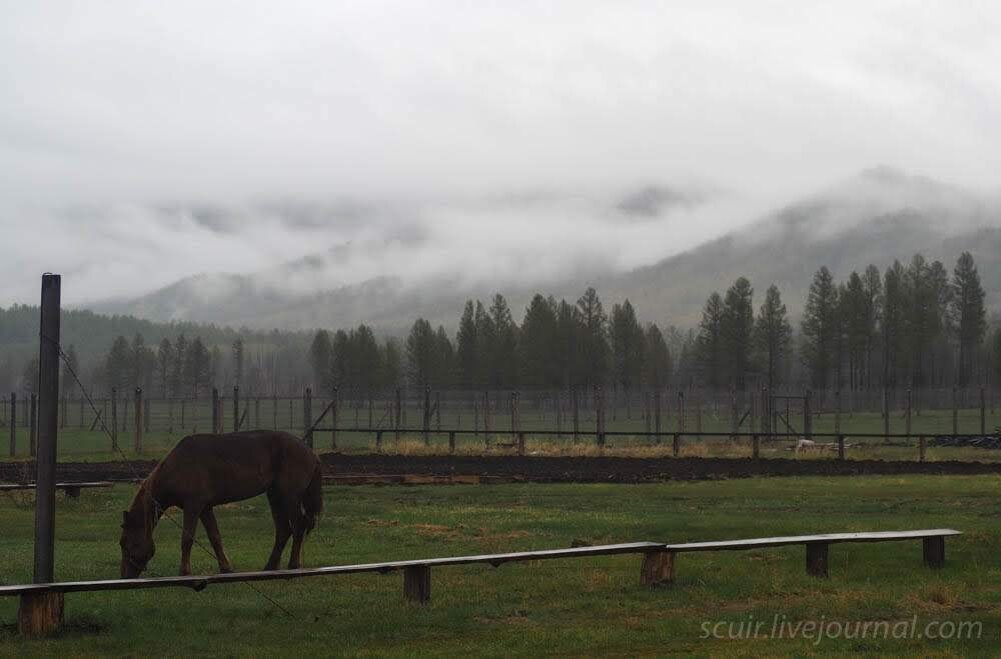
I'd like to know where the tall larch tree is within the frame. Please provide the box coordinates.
[755,284,791,391]
[951,252,986,386]
[696,292,724,388]
[721,278,754,389]
[801,266,838,389]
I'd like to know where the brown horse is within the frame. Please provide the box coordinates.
[119,430,323,578]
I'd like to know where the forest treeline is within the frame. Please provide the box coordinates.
[3,251,1000,398]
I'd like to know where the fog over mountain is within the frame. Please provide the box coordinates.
[94,168,1001,332]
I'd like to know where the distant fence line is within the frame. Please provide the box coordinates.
[2,384,999,458]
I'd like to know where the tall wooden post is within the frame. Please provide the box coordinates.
[981,387,987,435]
[303,387,313,448]
[435,392,441,432]
[882,386,890,443]
[484,390,492,448]
[834,390,841,437]
[110,388,118,450]
[22,274,64,635]
[9,392,15,457]
[803,390,812,442]
[952,387,958,436]
[730,387,737,441]
[211,388,219,433]
[654,389,662,444]
[331,387,338,450]
[572,387,579,444]
[233,386,240,432]
[905,388,912,440]
[134,387,143,453]
[29,394,37,457]
[423,386,431,446]
[394,387,402,442]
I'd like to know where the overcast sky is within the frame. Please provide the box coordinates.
[1,1,999,305]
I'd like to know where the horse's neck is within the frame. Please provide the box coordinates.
[129,477,162,531]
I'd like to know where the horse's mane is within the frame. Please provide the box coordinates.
[126,466,163,534]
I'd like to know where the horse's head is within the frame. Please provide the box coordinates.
[119,509,155,578]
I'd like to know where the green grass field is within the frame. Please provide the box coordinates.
[1,475,999,656]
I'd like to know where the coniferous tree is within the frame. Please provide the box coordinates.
[406,318,437,388]
[155,338,173,397]
[696,292,724,388]
[801,267,838,389]
[642,324,672,388]
[721,278,754,389]
[171,334,188,397]
[520,294,559,387]
[609,299,645,395]
[232,338,245,389]
[380,338,402,390]
[488,294,518,387]
[951,252,987,386]
[992,328,1001,387]
[474,301,495,386]
[861,265,883,389]
[882,261,906,387]
[308,330,333,393]
[576,287,609,387]
[433,325,455,386]
[184,337,211,397]
[351,325,382,399]
[841,272,869,390]
[330,330,350,389]
[554,299,583,387]
[105,335,130,394]
[755,285,792,391]
[455,301,479,387]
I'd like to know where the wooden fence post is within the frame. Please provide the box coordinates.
[882,386,890,442]
[572,387,579,445]
[233,386,240,432]
[484,390,491,449]
[980,387,986,435]
[395,388,402,442]
[211,388,219,434]
[905,388,912,440]
[134,387,143,453]
[9,392,16,457]
[834,390,841,437]
[403,565,431,604]
[423,386,431,446]
[331,387,338,450]
[919,435,926,462]
[303,387,313,448]
[730,387,737,441]
[448,431,456,455]
[110,389,118,450]
[952,387,958,436]
[837,434,845,460]
[803,390,812,442]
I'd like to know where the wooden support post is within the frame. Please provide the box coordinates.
[805,542,829,578]
[423,386,431,447]
[331,388,338,450]
[571,388,579,445]
[905,388,912,440]
[394,388,402,442]
[233,386,241,432]
[133,387,142,453]
[672,433,680,457]
[109,398,118,444]
[144,396,150,434]
[834,390,841,437]
[837,434,845,460]
[980,387,986,435]
[435,392,441,432]
[29,393,37,457]
[730,387,737,441]
[595,386,604,448]
[449,431,456,455]
[376,430,383,453]
[303,387,313,448]
[18,592,64,636]
[9,392,15,457]
[919,435,926,462]
[882,386,890,442]
[803,390,812,442]
[640,550,675,586]
[211,387,219,434]
[952,387,958,436]
[922,536,945,568]
[517,431,525,456]
[29,273,61,638]
[403,565,431,604]
[752,434,760,459]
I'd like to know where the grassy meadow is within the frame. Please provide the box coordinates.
[0,475,999,656]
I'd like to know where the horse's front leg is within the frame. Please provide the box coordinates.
[179,505,202,576]
[200,507,233,573]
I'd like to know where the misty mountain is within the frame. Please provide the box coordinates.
[94,169,1001,333]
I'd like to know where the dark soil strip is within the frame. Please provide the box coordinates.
[2,454,1000,485]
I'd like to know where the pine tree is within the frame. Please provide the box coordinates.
[171,334,188,398]
[184,337,211,397]
[406,318,437,388]
[330,330,350,389]
[308,330,332,393]
[474,301,494,386]
[520,294,559,387]
[455,301,479,387]
[755,285,791,391]
[555,299,583,388]
[105,335,130,393]
[696,292,724,388]
[951,252,987,386]
[380,339,402,390]
[841,272,869,390]
[433,325,455,386]
[232,337,245,389]
[576,287,609,387]
[642,324,672,388]
[155,338,173,397]
[882,261,906,387]
[488,294,518,387]
[721,278,754,389]
[801,267,838,389]
[609,299,645,395]
[351,325,382,398]
[861,265,883,388]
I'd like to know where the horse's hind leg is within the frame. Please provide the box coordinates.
[264,490,292,571]
[200,507,233,573]
[287,502,307,570]
[179,505,202,576]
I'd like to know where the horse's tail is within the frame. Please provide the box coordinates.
[302,464,323,535]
